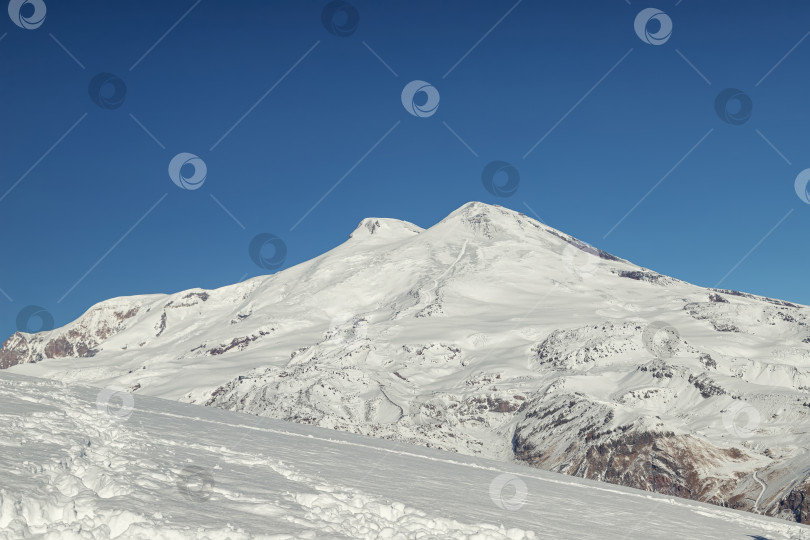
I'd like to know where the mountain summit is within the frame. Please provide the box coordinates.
[348,217,423,242]
[4,202,810,523]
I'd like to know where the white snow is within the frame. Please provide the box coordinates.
[2,372,808,539]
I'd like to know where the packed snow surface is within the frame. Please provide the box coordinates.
[2,372,808,539]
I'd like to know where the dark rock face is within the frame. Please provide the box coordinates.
[470,396,521,413]
[511,395,751,513]
[713,323,741,333]
[207,330,273,356]
[155,312,168,337]
[167,292,210,308]
[0,307,135,369]
[617,270,671,284]
[44,337,73,359]
[688,373,726,398]
[708,288,801,309]
[708,293,728,303]
[365,219,381,235]
[779,480,810,523]
[578,432,694,498]
[699,353,717,369]
[638,359,675,379]
[0,334,29,369]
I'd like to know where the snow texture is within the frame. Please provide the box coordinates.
[1,372,808,539]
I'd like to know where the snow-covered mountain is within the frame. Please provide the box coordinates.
[6,372,810,539]
[5,201,810,525]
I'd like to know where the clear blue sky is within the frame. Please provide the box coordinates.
[2,0,809,339]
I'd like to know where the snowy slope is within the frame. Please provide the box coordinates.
[3,372,809,539]
[5,202,810,524]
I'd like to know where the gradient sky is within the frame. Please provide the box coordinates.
[2,0,810,340]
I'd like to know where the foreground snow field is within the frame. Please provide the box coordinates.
[1,373,808,539]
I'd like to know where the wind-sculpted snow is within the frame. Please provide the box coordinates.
[3,373,810,539]
[5,202,810,525]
